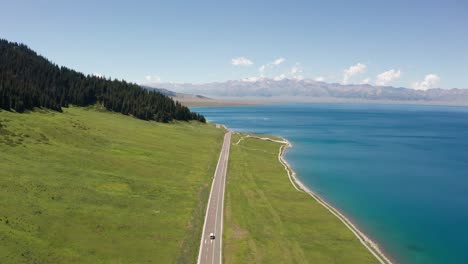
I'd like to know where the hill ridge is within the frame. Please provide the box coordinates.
[0,39,205,122]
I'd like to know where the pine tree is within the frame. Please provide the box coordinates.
[0,39,206,123]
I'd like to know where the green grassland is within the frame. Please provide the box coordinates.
[0,106,224,263]
[223,134,379,264]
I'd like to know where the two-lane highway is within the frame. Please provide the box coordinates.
[198,131,231,264]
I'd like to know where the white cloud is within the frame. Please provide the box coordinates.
[343,63,367,84]
[361,78,371,84]
[253,58,302,81]
[289,63,303,80]
[259,65,266,77]
[269,63,303,81]
[273,74,287,81]
[375,69,401,86]
[241,76,263,82]
[314,76,325,82]
[258,57,286,76]
[231,57,253,66]
[93,73,104,78]
[272,57,285,65]
[412,74,440,90]
[145,75,161,83]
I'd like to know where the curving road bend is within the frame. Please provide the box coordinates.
[198,131,231,264]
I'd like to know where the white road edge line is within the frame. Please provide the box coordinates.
[212,148,223,264]
[219,138,229,264]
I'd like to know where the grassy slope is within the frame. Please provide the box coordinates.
[0,106,224,263]
[224,134,379,264]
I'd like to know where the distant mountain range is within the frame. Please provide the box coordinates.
[154,78,468,104]
[141,85,210,100]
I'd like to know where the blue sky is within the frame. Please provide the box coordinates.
[1,0,467,89]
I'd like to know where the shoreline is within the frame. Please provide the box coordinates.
[234,131,395,264]
[187,97,468,108]
[277,137,394,264]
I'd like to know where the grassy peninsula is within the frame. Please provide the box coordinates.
[223,134,381,264]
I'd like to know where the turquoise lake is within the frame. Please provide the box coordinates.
[192,103,468,264]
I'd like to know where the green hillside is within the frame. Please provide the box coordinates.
[223,134,380,264]
[0,106,223,263]
[0,39,205,122]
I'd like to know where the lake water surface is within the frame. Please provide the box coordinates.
[192,103,468,264]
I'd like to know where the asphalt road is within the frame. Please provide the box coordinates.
[198,131,231,264]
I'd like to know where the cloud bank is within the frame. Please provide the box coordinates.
[376,69,401,86]
[231,57,253,66]
[145,75,161,83]
[413,74,440,90]
[259,57,285,76]
[343,63,367,84]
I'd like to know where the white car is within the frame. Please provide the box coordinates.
[210,233,215,239]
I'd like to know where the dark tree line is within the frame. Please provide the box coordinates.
[0,39,205,123]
